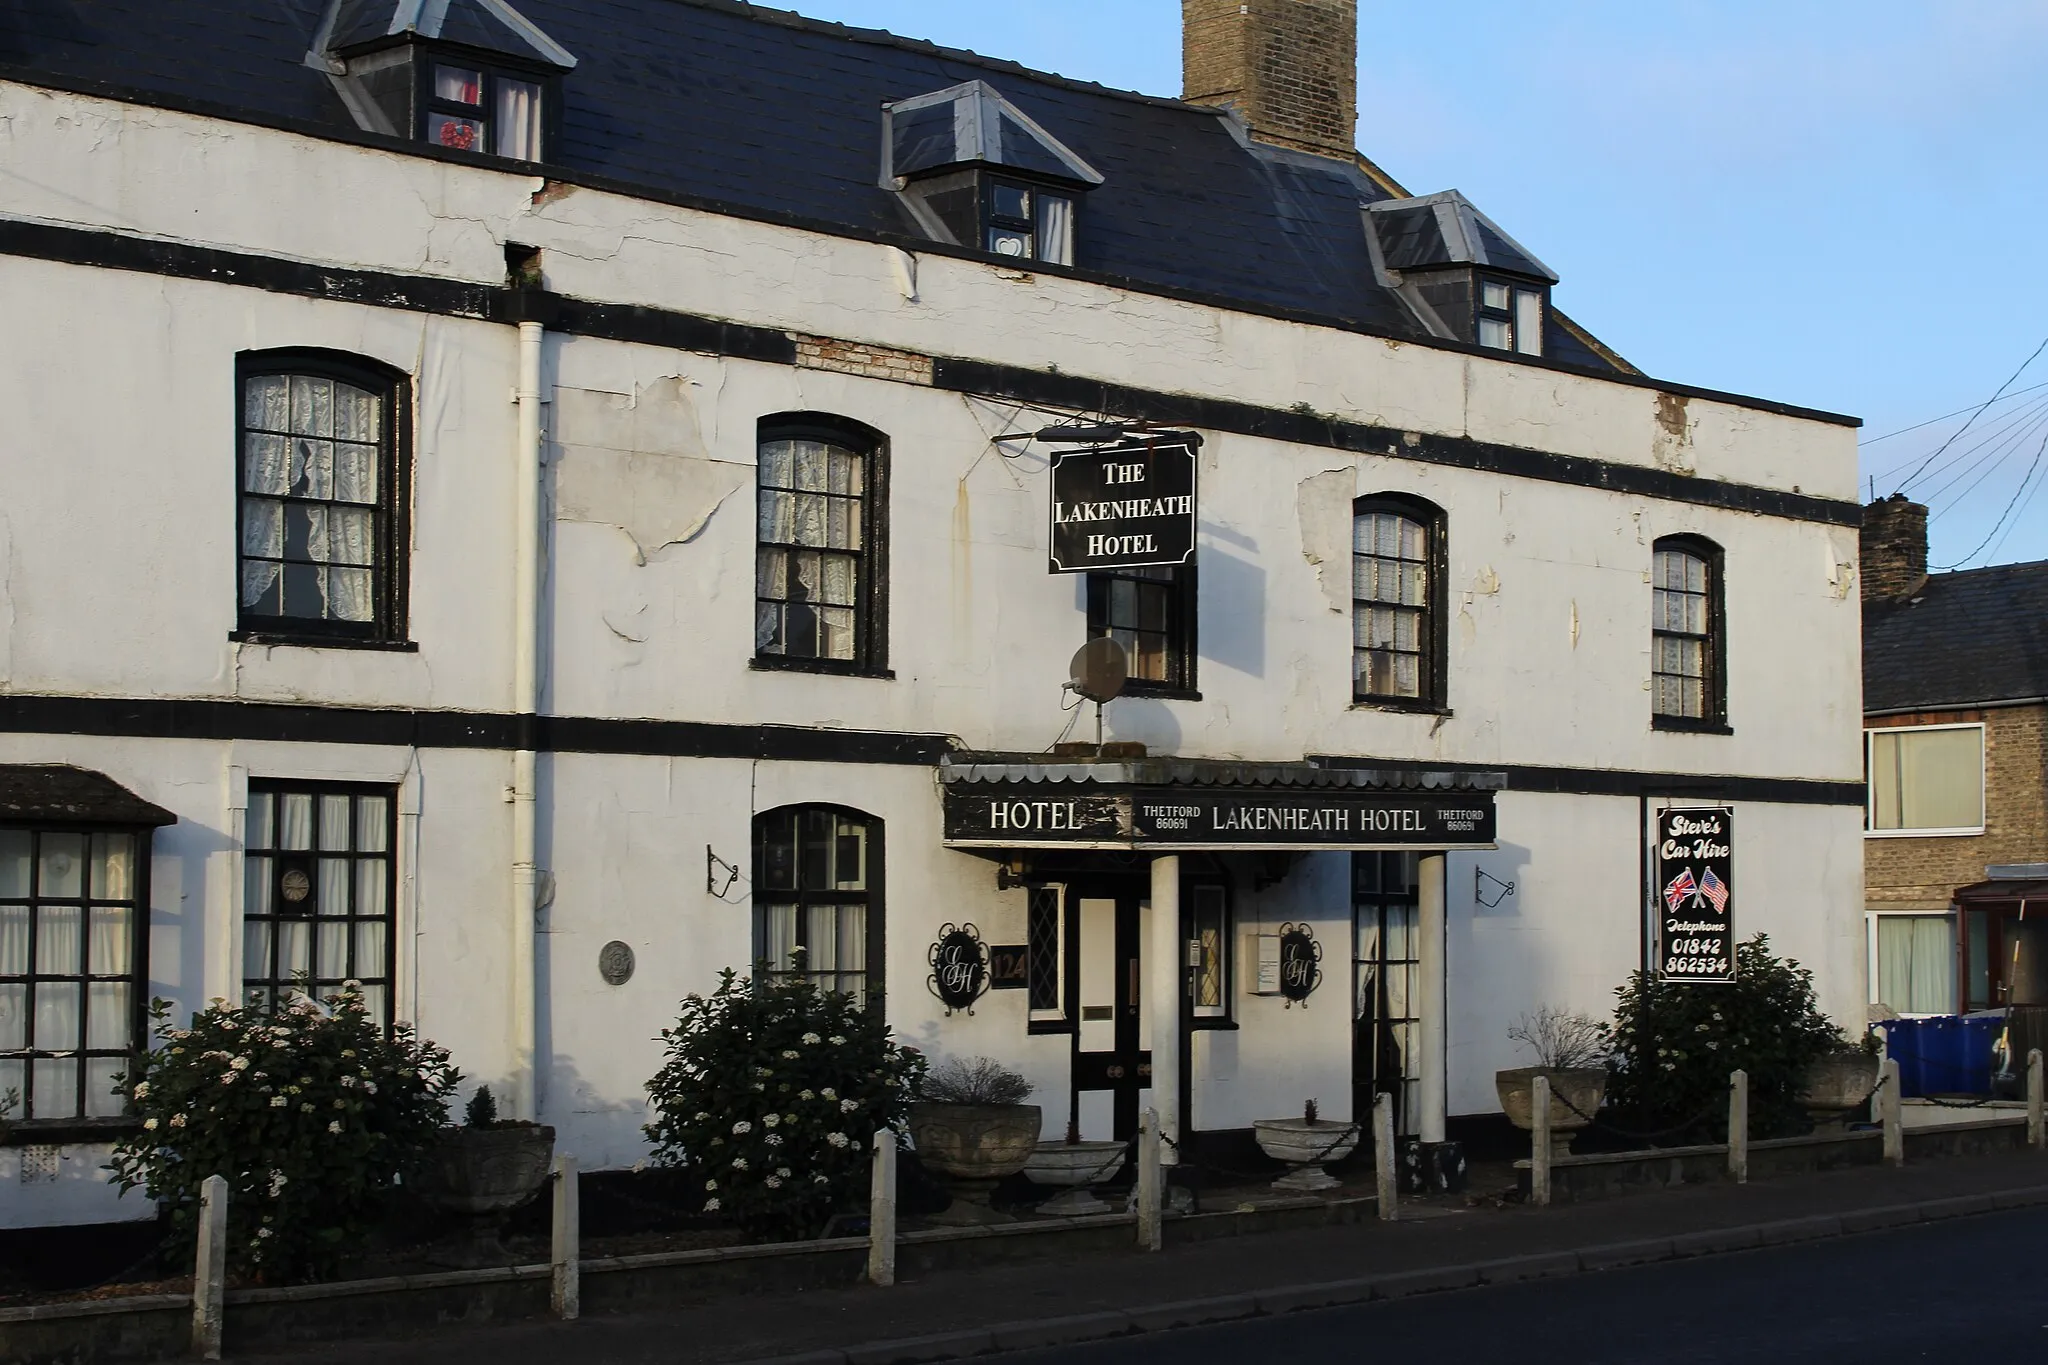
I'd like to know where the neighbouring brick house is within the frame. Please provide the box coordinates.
[1862,495,2048,1016]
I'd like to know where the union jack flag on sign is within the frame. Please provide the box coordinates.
[1663,868,1697,913]
[1698,867,1729,915]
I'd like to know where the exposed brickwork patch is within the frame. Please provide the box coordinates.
[792,335,934,385]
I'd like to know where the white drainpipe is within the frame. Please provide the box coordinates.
[510,318,545,1120]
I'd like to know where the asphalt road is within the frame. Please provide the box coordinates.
[1000,1208,2048,1365]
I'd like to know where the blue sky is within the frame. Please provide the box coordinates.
[794,1,2048,569]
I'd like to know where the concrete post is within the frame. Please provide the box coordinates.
[2028,1050,2044,1150]
[1148,856,1182,1163]
[1727,1070,1748,1184]
[1530,1074,1552,1208]
[1136,1107,1163,1252]
[192,1173,227,1361]
[868,1130,898,1287]
[1417,853,1448,1145]
[1881,1057,1904,1166]
[1373,1091,1397,1222]
[550,1154,579,1320]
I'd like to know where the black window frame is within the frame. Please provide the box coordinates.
[1650,534,1730,732]
[752,415,892,678]
[240,779,400,1029]
[982,174,1079,267]
[1475,275,1546,357]
[1025,884,1070,1032]
[234,349,412,649]
[752,805,887,1007]
[1086,563,1199,699]
[0,822,153,1137]
[1351,493,1448,712]
[414,44,560,165]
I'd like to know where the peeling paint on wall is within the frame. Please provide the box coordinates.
[1653,392,1696,476]
[552,378,747,564]
[1296,467,1355,614]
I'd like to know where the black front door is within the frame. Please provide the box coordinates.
[1073,891,1151,1140]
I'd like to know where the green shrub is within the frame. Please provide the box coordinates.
[1606,934,1840,1140]
[644,968,924,1240]
[108,988,459,1282]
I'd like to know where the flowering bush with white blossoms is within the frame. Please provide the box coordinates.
[108,988,459,1282]
[644,966,923,1239]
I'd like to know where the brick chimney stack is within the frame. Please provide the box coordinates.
[1182,0,1359,160]
[1861,494,1929,603]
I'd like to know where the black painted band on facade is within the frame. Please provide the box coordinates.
[0,69,1859,432]
[0,694,1864,804]
[0,217,1857,529]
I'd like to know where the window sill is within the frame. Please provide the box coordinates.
[1190,1017,1238,1031]
[1119,683,1202,702]
[1863,828,1985,840]
[3,1116,140,1147]
[1652,716,1733,735]
[1349,699,1451,717]
[231,631,418,653]
[750,656,896,681]
[1027,1018,1076,1036]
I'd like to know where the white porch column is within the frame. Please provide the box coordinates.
[1417,852,1448,1144]
[1149,854,1182,1164]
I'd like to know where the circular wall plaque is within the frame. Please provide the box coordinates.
[598,940,635,986]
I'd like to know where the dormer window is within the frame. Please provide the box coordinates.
[1364,192,1559,357]
[882,80,1100,268]
[313,0,575,164]
[426,61,543,160]
[1478,279,1544,357]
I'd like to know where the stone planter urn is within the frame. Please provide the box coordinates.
[415,1123,556,1265]
[1252,1117,1360,1192]
[1496,1067,1606,1133]
[1801,1051,1882,1116]
[908,1102,1042,1224]
[1022,1139,1128,1217]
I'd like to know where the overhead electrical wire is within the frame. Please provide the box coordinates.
[1917,396,2048,511]
[1891,333,2048,493]
[1936,429,2048,570]
[1863,378,2048,455]
[1984,460,2048,565]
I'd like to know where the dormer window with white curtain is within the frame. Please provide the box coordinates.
[882,80,1102,268]
[311,0,575,163]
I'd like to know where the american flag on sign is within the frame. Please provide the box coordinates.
[1698,867,1729,915]
[1663,868,1697,913]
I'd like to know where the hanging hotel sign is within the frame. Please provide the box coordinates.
[1656,807,1734,984]
[1047,435,1200,573]
[942,785,1495,850]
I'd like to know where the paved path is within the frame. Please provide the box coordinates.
[1004,1206,2048,1364]
[238,1150,2048,1364]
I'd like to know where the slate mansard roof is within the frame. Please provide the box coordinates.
[0,0,1621,371]
[1864,560,2048,713]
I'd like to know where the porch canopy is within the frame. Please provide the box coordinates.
[940,755,1503,852]
[1954,878,2048,912]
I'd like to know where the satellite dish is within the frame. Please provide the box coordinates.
[1069,637,1128,704]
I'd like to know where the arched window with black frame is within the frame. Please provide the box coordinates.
[1651,535,1727,728]
[752,806,884,1006]
[236,350,409,644]
[1352,493,1447,708]
[754,416,889,675]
